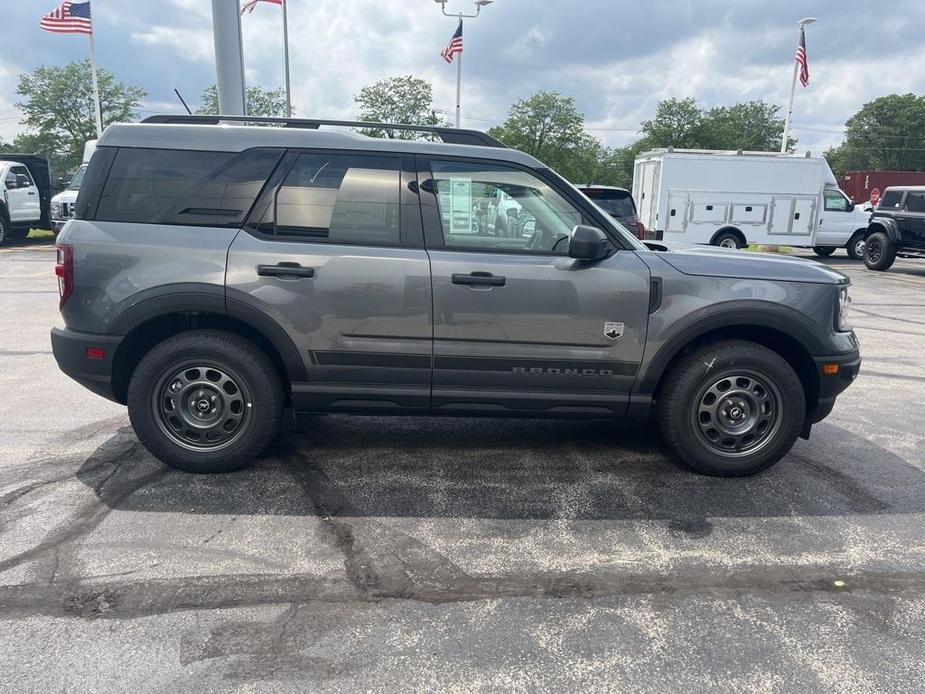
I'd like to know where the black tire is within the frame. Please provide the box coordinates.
[812,246,836,257]
[127,329,284,473]
[657,340,805,477]
[0,213,8,246]
[845,232,866,261]
[713,231,743,249]
[7,227,30,239]
[864,231,896,271]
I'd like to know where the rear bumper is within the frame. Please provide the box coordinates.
[807,350,861,424]
[51,327,123,403]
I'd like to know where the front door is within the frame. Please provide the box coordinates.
[816,187,855,245]
[898,190,925,245]
[5,165,40,224]
[419,157,651,417]
[227,151,433,413]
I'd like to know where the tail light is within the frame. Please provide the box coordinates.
[634,221,646,240]
[55,243,73,307]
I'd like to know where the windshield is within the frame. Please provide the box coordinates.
[67,166,87,190]
[581,189,636,218]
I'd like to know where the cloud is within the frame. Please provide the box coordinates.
[130,27,214,64]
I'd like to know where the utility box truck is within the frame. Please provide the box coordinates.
[633,149,872,259]
[0,154,52,245]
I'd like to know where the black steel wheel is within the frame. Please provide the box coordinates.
[128,329,283,473]
[658,340,805,476]
[812,246,836,257]
[864,231,896,271]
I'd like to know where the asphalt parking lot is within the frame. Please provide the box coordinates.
[1,239,924,692]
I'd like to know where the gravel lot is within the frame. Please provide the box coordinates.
[1,240,923,692]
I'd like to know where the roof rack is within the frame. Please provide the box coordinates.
[141,114,507,148]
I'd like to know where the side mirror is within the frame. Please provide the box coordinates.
[847,201,855,212]
[568,225,610,260]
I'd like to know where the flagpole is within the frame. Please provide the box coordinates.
[282,0,292,117]
[780,17,816,153]
[455,19,462,128]
[87,30,102,137]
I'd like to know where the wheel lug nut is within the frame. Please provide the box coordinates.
[211,395,217,402]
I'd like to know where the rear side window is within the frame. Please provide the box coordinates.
[258,153,401,245]
[94,148,281,227]
[878,190,903,209]
[904,192,925,213]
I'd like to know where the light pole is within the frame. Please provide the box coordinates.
[780,17,816,153]
[434,0,494,128]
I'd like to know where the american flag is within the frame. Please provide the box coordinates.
[441,20,463,64]
[241,0,282,15]
[796,27,809,87]
[40,0,92,35]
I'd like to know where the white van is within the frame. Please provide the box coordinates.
[633,149,871,259]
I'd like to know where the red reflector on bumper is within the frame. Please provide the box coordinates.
[86,347,106,360]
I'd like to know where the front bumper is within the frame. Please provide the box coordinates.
[51,327,123,403]
[807,349,861,424]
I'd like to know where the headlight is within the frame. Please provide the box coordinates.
[836,287,852,332]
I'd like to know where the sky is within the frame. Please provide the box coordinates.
[1,0,924,155]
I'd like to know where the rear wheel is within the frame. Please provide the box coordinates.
[864,231,896,271]
[127,329,283,473]
[846,232,866,261]
[813,246,836,257]
[0,214,8,246]
[657,340,805,476]
[713,231,743,249]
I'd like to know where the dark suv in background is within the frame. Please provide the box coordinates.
[576,185,645,240]
[52,116,860,478]
[864,186,925,270]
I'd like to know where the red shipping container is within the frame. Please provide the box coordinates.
[840,170,925,203]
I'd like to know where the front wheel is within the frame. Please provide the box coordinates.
[846,232,866,261]
[127,329,284,473]
[657,340,805,476]
[864,231,896,271]
[813,246,836,257]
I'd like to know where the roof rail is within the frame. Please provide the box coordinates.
[140,114,507,148]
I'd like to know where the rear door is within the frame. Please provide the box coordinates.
[898,191,925,245]
[419,157,650,417]
[226,151,433,413]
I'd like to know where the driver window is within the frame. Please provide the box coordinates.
[429,160,584,254]
[823,189,849,212]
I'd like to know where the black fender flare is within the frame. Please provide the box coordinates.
[866,217,901,244]
[634,302,828,397]
[108,285,306,383]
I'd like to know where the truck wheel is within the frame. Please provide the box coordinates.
[0,214,7,246]
[127,329,283,473]
[657,340,805,477]
[864,232,896,271]
[846,232,866,261]
[812,246,836,257]
[713,231,743,249]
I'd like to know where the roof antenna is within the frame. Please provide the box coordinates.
[174,88,193,116]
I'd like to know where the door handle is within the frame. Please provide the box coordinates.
[257,263,314,279]
[26,191,35,196]
[452,272,506,287]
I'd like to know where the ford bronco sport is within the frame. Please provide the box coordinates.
[51,115,860,477]
[864,186,925,271]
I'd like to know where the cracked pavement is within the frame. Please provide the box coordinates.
[1,241,924,692]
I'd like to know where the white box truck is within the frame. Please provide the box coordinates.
[632,149,872,259]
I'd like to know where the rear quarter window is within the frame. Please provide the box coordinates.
[94,147,282,227]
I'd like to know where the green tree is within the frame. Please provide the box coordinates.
[15,59,146,173]
[488,91,618,183]
[637,97,792,152]
[196,84,289,118]
[354,75,442,139]
[825,94,925,174]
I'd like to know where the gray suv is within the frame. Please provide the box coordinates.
[51,116,860,477]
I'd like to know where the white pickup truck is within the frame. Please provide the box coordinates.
[0,155,51,245]
[50,140,96,232]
